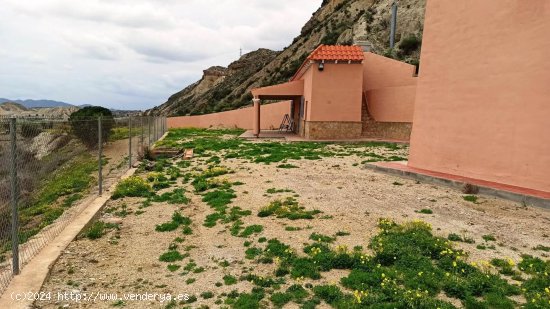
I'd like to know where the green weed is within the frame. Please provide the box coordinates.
[152,188,189,204]
[223,275,238,285]
[266,188,295,194]
[533,245,550,252]
[416,208,433,214]
[185,278,196,284]
[156,212,191,232]
[202,189,236,209]
[245,247,263,260]
[277,164,298,169]
[309,233,335,243]
[167,264,181,272]
[482,234,497,242]
[230,289,265,309]
[239,225,264,238]
[285,226,302,231]
[200,291,214,299]
[84,221,106,240]
[335,231,350,236]
[258,197,321,220]
[159,250,184,262]
[463,195,479,203]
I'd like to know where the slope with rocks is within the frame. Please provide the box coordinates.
[0,102,79,118]
[0,102,29,114]
[152,0,426,116]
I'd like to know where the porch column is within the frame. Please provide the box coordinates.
[253,98,260,137]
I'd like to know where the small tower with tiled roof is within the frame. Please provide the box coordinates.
[292,45,365,81]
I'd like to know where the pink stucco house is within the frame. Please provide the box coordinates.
[250,45,417,140]
[169,45,418,141]
[168,0,549,197]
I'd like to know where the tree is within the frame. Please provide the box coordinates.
[68,106,114,149]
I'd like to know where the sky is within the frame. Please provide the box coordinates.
[0,0,322,110]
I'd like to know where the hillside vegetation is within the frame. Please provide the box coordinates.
[149,0,426,117]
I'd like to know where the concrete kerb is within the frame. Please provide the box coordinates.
[0,168,138,309]
[364,163,550,210]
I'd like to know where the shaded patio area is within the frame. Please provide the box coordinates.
[250,80,304,137]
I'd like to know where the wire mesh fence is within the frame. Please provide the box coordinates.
[0,115,167,294]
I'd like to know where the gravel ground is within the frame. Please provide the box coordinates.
[35,145,549,309]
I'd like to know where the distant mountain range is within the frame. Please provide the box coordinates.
[0,98,75,108]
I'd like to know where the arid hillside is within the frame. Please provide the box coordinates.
[149,0,426,116]
[0,102,79,118]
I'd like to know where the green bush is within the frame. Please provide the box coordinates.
[313,285,344,305]
[159,250,184,262]
[258,197,321,220]
[223,275,238,285]
[69,106,114,149]
[111,176,153,199]
[398,35,422,56]
[84,221,106,239]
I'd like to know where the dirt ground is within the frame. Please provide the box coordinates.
[34,144,549,309]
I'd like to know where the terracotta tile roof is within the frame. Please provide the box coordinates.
[307,45,365,62]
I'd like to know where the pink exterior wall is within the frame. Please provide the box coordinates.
[308,63,363,122]
[362,52,417,122]
[168,101,291,130]
[302,65,314,121]
[409,0,550,193]
[251,80,304,98]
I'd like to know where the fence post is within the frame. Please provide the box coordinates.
[128,116,132,169]
[98,116,103,196]
[148,116,152,148]
[9,117,19,275]
[140,116,144,151]
[154,117,157,143]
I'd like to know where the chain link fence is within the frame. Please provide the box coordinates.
[0,115,167,294]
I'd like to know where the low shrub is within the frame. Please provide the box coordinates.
[463,195,479,203]
[111,176,152,199]
[258,197,321,220]
[159,250,184,262]
[152,188,189,204]
[84,221,106,239]
[223,275,238,285]
[398,35,422,56]
[239,225,264,238]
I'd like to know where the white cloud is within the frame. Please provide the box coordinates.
[0,0,322,110]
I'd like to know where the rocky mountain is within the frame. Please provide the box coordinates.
[150,0,426,116]
[0,98,74,108]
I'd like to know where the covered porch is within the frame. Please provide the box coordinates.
[250,79,304,138]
